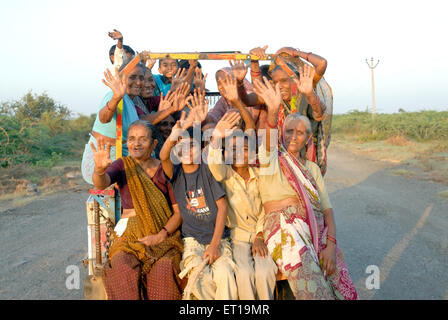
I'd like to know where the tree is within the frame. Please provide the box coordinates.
[1,90,71,121]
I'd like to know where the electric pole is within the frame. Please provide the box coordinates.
[365,57,380,118]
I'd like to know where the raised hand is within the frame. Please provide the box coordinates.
[158,90,176,111]
[217,73,239,104]
[186,88,209,124]
[253,76,282,114]
[141,50,156,70]
[193,67,207,91]
[249,45,268,60]
[102,68,127,99]
[171,68,187,90]
[213,111,241,140]
[108,29,123,40]
[229,60,248,82]
[294,64,315,95]
[172,82,191,112]
[90,137,112,174]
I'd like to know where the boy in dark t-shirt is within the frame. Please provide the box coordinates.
[160,116,237,300]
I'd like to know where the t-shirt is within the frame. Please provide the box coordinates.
[106,158,176,209]
[168,163,228,245]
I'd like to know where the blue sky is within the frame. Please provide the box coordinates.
[0,0,447,116]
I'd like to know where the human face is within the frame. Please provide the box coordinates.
[158,58,178,79]
[178,138,201,165]
[272,68,292,102]
[142,70,156,98]
[283,119,310,155]
[216,70,229,95]
[127,66,144,98]
[157,116,175,140]
[226,136,249,168]
[127,125,156,160]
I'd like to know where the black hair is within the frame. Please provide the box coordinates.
[109,44,136,63]
[178,59,202,70]
[158,56,179,67]
[260,65,272,81]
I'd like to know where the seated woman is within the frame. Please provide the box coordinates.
[81,60,145,184]
[253,76,358,300]
[90,120,184,300]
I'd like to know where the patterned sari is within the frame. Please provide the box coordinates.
[263,118,358,300]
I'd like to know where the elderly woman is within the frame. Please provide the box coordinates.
[90,120,184,300]
[243,46,330,175]
[253,74,358,300]
[81,60,145,184]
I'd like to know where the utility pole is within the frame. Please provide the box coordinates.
[365,57,380,118]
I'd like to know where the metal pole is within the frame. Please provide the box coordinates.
[365,57,380,118]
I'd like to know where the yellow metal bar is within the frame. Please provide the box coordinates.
[141,52,274,61]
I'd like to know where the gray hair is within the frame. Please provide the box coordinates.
[283,113,312,137]
[127,120,157,140]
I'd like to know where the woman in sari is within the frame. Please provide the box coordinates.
[243,46,330,175]
[81,60,144,184]
[253,75,358,300]
[91,120,184,300]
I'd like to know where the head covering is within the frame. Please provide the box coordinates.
[276,114,322,255]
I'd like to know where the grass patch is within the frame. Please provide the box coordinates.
[437,190,448,200]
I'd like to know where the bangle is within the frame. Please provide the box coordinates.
[306,52,312,62]
[265,119,277,129]
[162,226,170,236]
[327,235,337,245]
[94,170,106,176]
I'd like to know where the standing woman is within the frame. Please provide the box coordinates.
[91,120,184,299]
[253,76,358,300]
[81,61,144,184]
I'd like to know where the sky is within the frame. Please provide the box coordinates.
[0,0,447,116]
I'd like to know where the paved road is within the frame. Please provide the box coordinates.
[0,146,447,299]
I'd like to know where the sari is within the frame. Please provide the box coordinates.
[263,117,358,300]
[269,54,331,176]
[104,156,184,299]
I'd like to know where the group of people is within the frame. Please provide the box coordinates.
[80,29,358,300]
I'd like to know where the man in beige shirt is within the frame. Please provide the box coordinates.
[207,111,277,300]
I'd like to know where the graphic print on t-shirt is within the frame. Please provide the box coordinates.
[186,188,211,219]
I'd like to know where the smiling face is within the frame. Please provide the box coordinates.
[158,58,178,79]
[283,118,311,155]
[177,137,201,165]
[272,68,293,102]
[142,69,156,98]
[126,66,145,98]
[127,124,157,160]
[225,136,249,168]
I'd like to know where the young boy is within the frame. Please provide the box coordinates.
[159,106,237,300]
[154,58,198,96]
[206,73,278,300]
